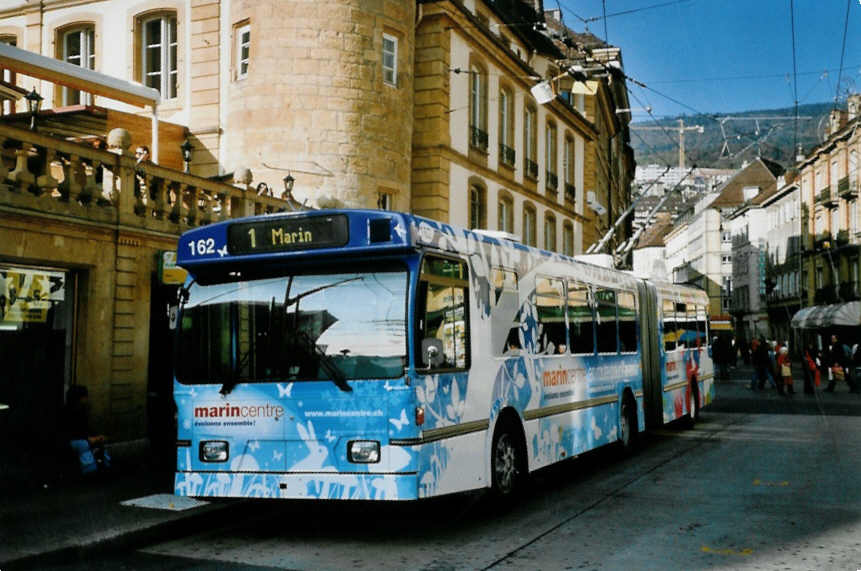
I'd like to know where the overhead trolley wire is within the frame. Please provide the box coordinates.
[833,0,852,107]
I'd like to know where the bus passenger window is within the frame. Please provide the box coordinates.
[491,267,521,357]
[417,257,470,371]
[534,277,565,354]
[696,305,708,346]
[595,289,618,354]
[662,299,676,351]
[675,303,689,349]
[617,291,637,353]
[567,281,594,354]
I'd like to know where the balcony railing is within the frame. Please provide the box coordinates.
[816,186,839,208]
[564,183,576,204]
[0,123,288,235]
[499,143,515,167]
[839,177,859,199]
[470,126,488,152]
[524,158,538,180]
[546,170,558,191]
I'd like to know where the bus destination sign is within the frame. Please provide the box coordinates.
[228,215,349,255]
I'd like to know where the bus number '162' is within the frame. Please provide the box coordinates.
[189,238,215,256]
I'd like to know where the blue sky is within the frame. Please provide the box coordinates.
[555,0,861,119]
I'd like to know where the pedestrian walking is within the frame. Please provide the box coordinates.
[777,346,794,394]
[824,334,858,393]
[802,345,820,394]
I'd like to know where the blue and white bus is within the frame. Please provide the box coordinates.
[173,209,713,501]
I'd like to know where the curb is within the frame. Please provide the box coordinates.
[3,498,254,570]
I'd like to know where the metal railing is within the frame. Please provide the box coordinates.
[524,158,538,180]
[0,123,288,235]
[470,126,488,152]
[499,143,515,167]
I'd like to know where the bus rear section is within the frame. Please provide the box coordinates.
[173,259,425,500]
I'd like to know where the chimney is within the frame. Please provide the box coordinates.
[829,109,848,136]
[848,94,861,120]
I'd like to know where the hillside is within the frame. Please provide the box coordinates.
[629,102,837,169]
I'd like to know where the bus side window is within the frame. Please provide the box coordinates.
[696,304,708,346]
[663,299,676,352]
[617,291,637,353]
[567,281,594,355]
[595,288,618,354]
[491,267,521,356]
[675,303,689,349]
[534,276,565,354]
[417,257,470,371]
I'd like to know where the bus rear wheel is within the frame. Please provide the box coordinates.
[619,396,638,452]
[491,424,524,498]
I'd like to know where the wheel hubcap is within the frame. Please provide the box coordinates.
[494,433,517,494]
[621,405,631,446]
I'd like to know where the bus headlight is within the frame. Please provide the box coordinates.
[200,440,229,462]
[347,440,380,464]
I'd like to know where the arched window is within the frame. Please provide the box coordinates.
[469,182,487,229]
[0,35,17,115]
[498,85,515,167]
[469,61,488,151]
[59,25,95,105]
[498,191,514,233]
[137,11,178,99]
[544,212,556,251]
[563,134,575,203]
[524,104,537,179]
[562,221,574,256]
[545,121,557,192]
[523,202,536,246]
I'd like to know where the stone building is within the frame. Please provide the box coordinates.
[0,0,633,450]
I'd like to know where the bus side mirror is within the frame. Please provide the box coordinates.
[420,338,444,369]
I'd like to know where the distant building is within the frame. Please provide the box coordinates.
[633,157,785,335]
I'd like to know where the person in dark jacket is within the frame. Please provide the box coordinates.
[824,334,858,393]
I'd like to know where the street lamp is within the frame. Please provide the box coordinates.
[24,88,42,131]
[180,139,193,173]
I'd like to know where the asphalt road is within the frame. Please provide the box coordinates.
[34,376,861,570]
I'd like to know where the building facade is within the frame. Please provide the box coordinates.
[798,99,861,311]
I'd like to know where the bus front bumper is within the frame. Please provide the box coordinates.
[174,471,418,501]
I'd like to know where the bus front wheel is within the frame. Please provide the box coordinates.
[491,423,524,498]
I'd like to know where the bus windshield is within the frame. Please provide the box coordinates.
[175,267,408,385]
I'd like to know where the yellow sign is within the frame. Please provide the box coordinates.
[0,267,65,324]
[160,251,188,285]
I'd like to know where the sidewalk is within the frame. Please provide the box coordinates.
[0,441,240,570]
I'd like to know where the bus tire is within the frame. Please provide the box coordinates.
[619,394,638,452]
[491,420,525,500]
[685,379,701,428]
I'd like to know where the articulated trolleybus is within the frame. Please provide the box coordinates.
[173,209,713,501]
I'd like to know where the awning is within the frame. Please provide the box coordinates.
[790,302,861,329]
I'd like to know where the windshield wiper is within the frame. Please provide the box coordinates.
[294,330,352,392]
[282,276,362,393]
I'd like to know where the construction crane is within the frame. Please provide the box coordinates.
[630,119,704,169]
